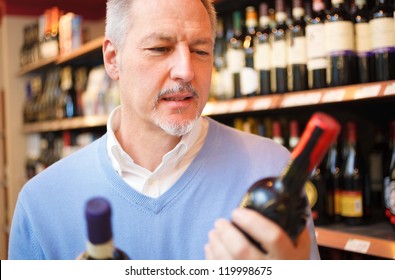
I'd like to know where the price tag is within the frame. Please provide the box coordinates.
[251,97,272,111]
[321,89,345,103]
[384,82,395,96]
[228,99,248,113]
[281,92,321,108]
[354,84,381,100]
[344,238,370,254]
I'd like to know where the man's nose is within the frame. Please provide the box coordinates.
[170,46,195,83]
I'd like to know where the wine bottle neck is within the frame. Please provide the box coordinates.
[279,126,324,194]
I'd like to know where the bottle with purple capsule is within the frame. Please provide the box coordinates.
[77,197,129,260]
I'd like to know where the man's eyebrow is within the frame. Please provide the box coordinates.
[138,32,214,46]
[190,37,214,46]
[138,32,176,45]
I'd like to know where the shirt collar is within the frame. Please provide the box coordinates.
[106,106,204,174]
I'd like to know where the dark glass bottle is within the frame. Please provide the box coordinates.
[238,112,340,251]
[370,0,395,81]
[288,0,308,91]
[272,0,289,93]
[226,10,244,98]
[255,3,272,95]
[58,66,77,119]
[339,121,371,226]
[77,197,130,260]
[384,121,395,230]
[353,0,374,83]
[288,119,300,151]
[324,0,356,86]
[240,6,259,97]
[323,142,342,223]
[306,164,328,225]
[306,0,327,89]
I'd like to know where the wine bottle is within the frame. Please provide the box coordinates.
[306,164,328,225]
[384,121,395,230]
[240,6,259,97]
[226,10,244,98]
[352,0,374,83]
[272,0,289,93]
[238,112,340,250]
[288,0,308,92]
[306,0,327,89]
[339,121,371,226]
[324,0,356,86]
[77,197,130,260]
[370,0,395,81]
[288,119,300,151]
[323,142,342,223]
[255,3,272,95]
[272,120,285,146]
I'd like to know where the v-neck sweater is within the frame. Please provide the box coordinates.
[8,117,320,260]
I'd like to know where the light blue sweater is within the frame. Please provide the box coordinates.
[8,117,320,259]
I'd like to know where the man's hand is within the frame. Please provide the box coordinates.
[205,207,311,260]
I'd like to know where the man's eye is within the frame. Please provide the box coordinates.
[194,50,209,56]
[149,47,169,53]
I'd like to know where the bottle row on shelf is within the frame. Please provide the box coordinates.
[20,6,85,68]
[210,0,395,100]
[25,130,103,180]
[231,115,395,231]
[23,64,120,124]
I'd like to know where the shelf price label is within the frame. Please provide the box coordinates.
[280,92,322,108]
[353,84,381,100]
[384,82,395,96]
[344,238,370,254]
[321,89,345,103]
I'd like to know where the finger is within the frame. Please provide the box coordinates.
[232,208,294,255]
[205,220,233,259]
[214,217,265,259]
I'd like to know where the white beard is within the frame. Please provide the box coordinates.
[153,83,199,136]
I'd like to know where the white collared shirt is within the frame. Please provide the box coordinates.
[106,106,208,198]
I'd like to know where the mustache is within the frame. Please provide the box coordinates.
[157,83,198,99]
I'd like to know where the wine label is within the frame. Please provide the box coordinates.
[254,43,271,70]
[355,22,371,54]
[288,37,307,64]
[370,17,395,50]
[307,58,327,71]
[226,48,245,73]
[240,67,259,96]
[306,24,326,59]
[324,21,354,53]
[340,190,363,217]
[272,40,287,67]
[305,180,318,208]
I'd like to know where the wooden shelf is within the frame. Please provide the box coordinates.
[202,80,395,116]
[22,115,108,133]
[17,35,104,76]
[316,222,395,260]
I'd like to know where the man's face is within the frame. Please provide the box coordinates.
[114,0,213,136]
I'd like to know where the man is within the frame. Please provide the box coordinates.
[8,0,320,260]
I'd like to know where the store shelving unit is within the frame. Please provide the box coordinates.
[3,0,395,260]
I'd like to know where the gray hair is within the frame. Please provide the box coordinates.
[105,0,217,50]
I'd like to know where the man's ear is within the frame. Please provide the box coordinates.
[103,37,120,80]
